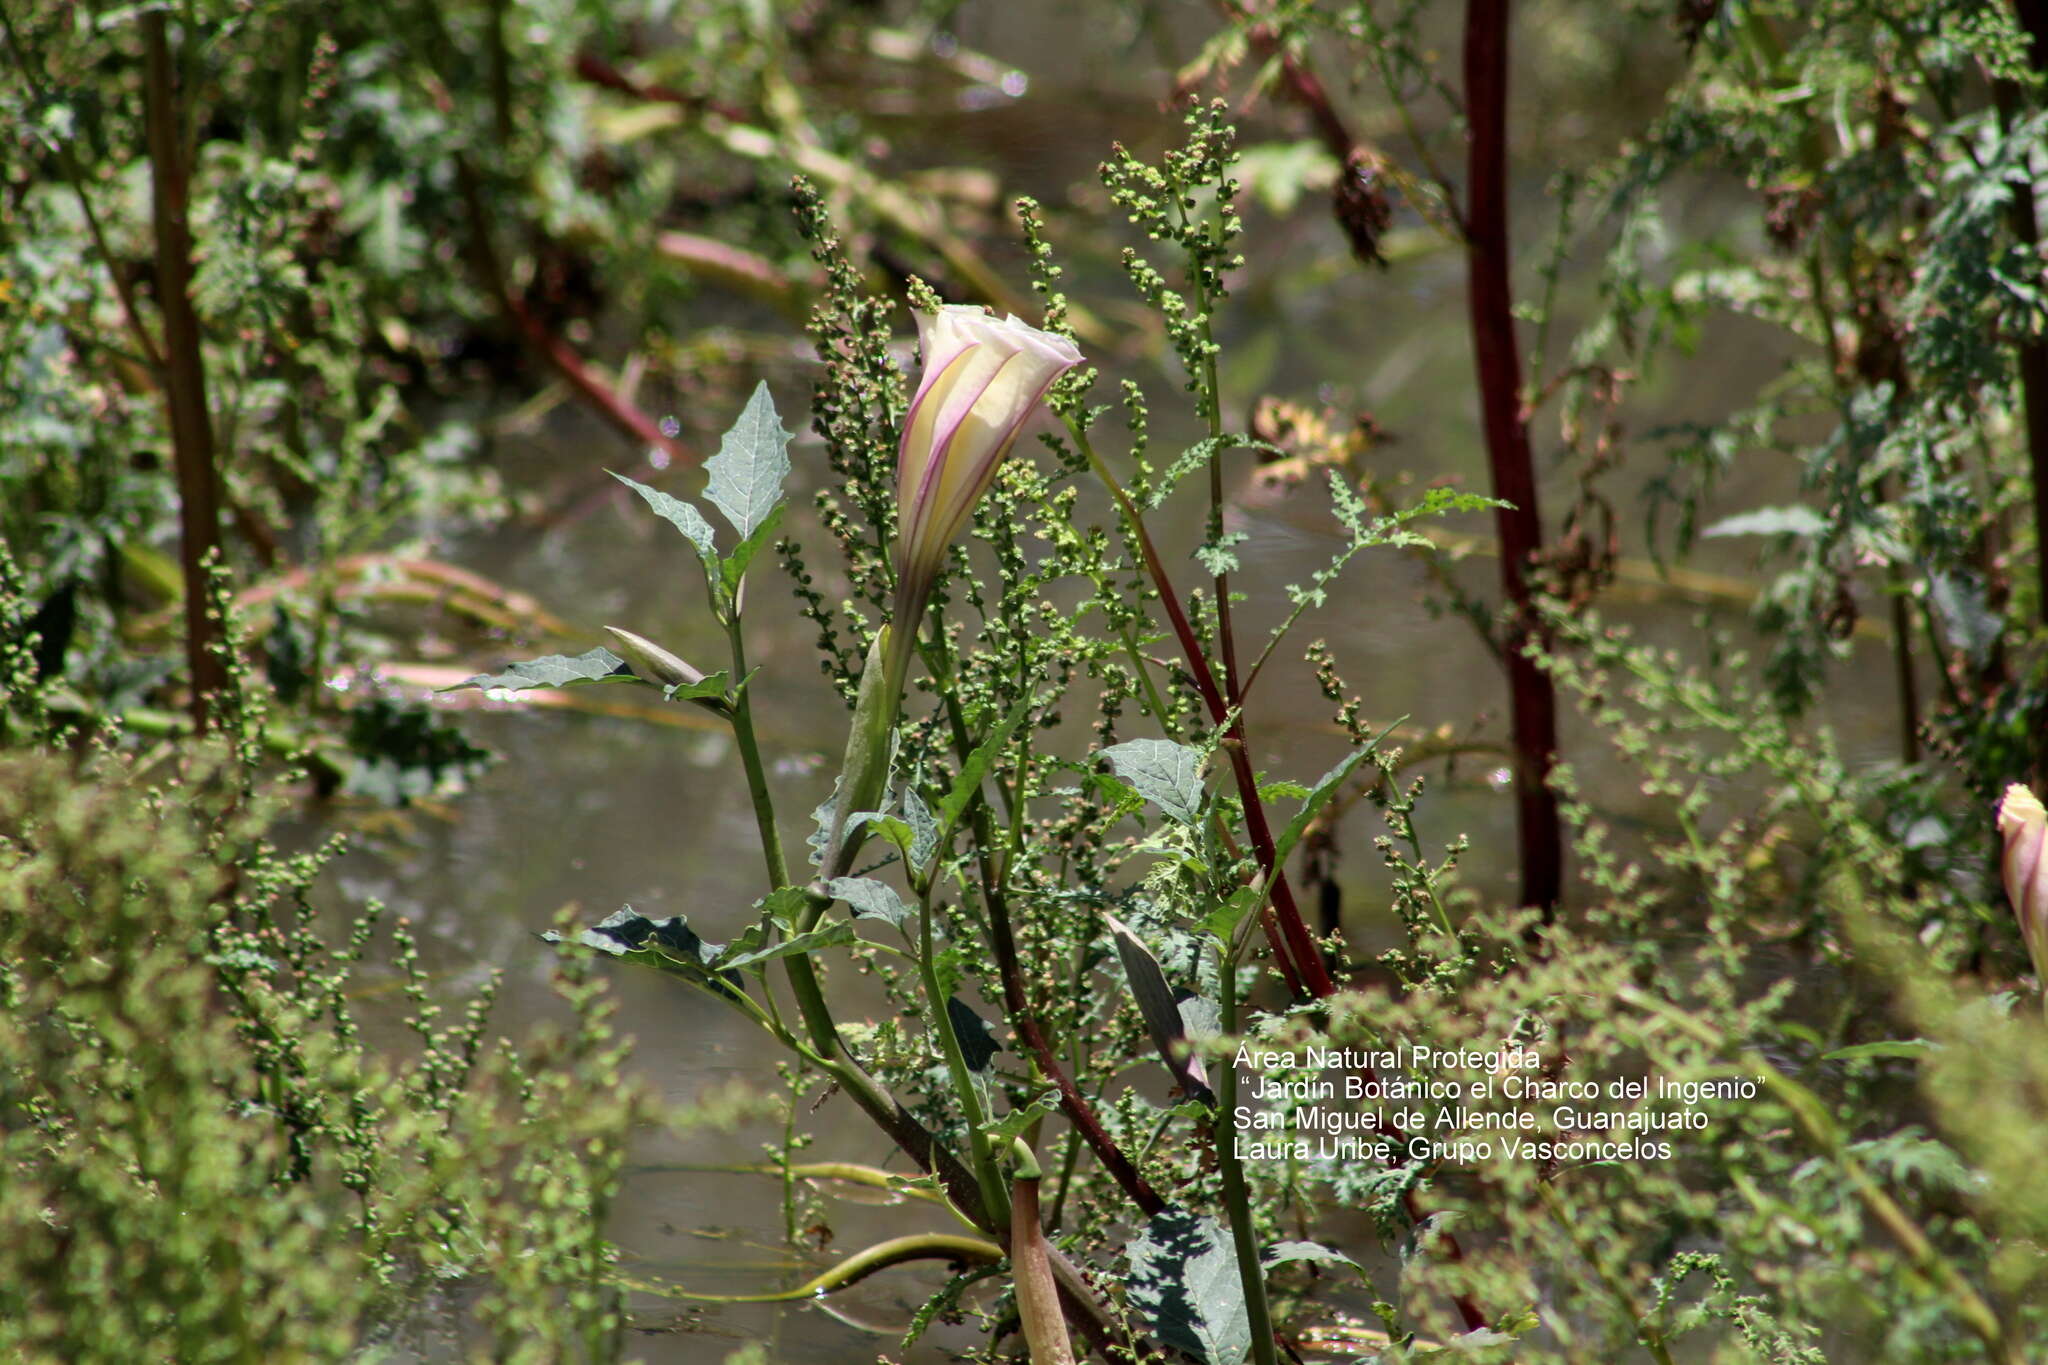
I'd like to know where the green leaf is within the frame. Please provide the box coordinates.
[721,500,788,596]
[758,886,814,932]
[946,996,1001,1072]
[717,920,857,972]
[1100,738,1205,824]
[1233,139,1341,215]
[704,381,792,541]
[1271,729,1393,867]
[981,1089,1060,1144]
[1199,886,1260,943]
[1822,1040,1937,1062]
[1107,915,1213,1105]
[1929,572,2000,669]
[664,671,732,703]
[1146,435,1286,511]
[826,876,912,929]
[610,470,717,562]
[1262,1241,1366,1281]
[1701,505,1826,539]
[849,811,916,859]
[1125,1207,1253,1365]
[1194,529,1248,577]
[544,906,742,999]
[902,786,938,872]
[450,646,630,692]
[1178,994,1221,1041]
[938,696,1033,833]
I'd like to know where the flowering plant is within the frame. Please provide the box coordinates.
[823,305,1081,874]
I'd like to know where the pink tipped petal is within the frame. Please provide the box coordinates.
[901,348,1013,559]
[1997,784,2048,986]
[887,303,1083,644]
[919,367,1067,553]
[896,344,984,524]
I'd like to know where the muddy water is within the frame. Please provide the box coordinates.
[329,6,1908,1359]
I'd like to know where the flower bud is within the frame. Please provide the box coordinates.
[1997,782,2048,1000]
[822,309,1080,878]
[892,306,1082,643]
[604,626,705,690]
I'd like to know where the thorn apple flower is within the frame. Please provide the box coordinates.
[1997,782,2048,1009]
[821,304,1081,877]
[890,305,1084,665]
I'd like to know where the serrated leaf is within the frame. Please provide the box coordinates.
[1263,1241,1366,1281]
[1100,738,1205,824]
[1177,993,1221,1041]
[1929,572,2000,669]
[946,996,1001,1072]
[451,646,630,693]
[1146,435,1287,511]
[611,470,717,562]
[850,810,916,859]
[982,1089,1060,1144]
[827,876,912,929]
[1194,529,1248,577]
[758,886,814,931]
[717,920,856,972]
[1701,504,1825,539]
[808,784,842,868]
[1125,1207,1253,1365]
[704,381,791,540]
[543,906,742,999]
[1108,915,1213,1105]
[902,785,938,872]
[1199,886,1260,943]
[939,696,1033,832]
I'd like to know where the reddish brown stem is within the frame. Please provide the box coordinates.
[987,899,1168,1216]
[142,13,226,732]
[2003,17,2048,765]
[1113,478,1336,997]
[1463,0,1563,916]
[572,50,750,123]
[453,159,692,467]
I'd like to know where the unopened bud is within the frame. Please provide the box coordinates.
[604,626,705,690]
[1997,784,2048,1006]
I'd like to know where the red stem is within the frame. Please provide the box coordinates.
[453,159,692,467]
[1112,478,1334,997]
[1463,0,1563,916]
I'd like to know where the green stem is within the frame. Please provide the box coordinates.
[1214,936,1280,1365]
[917,875,1011,1227]
[726,619,791,888]
[917,877,1011,1230]
[716,620,992,1228]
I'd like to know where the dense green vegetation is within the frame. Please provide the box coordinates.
[5,0,2048,1361]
